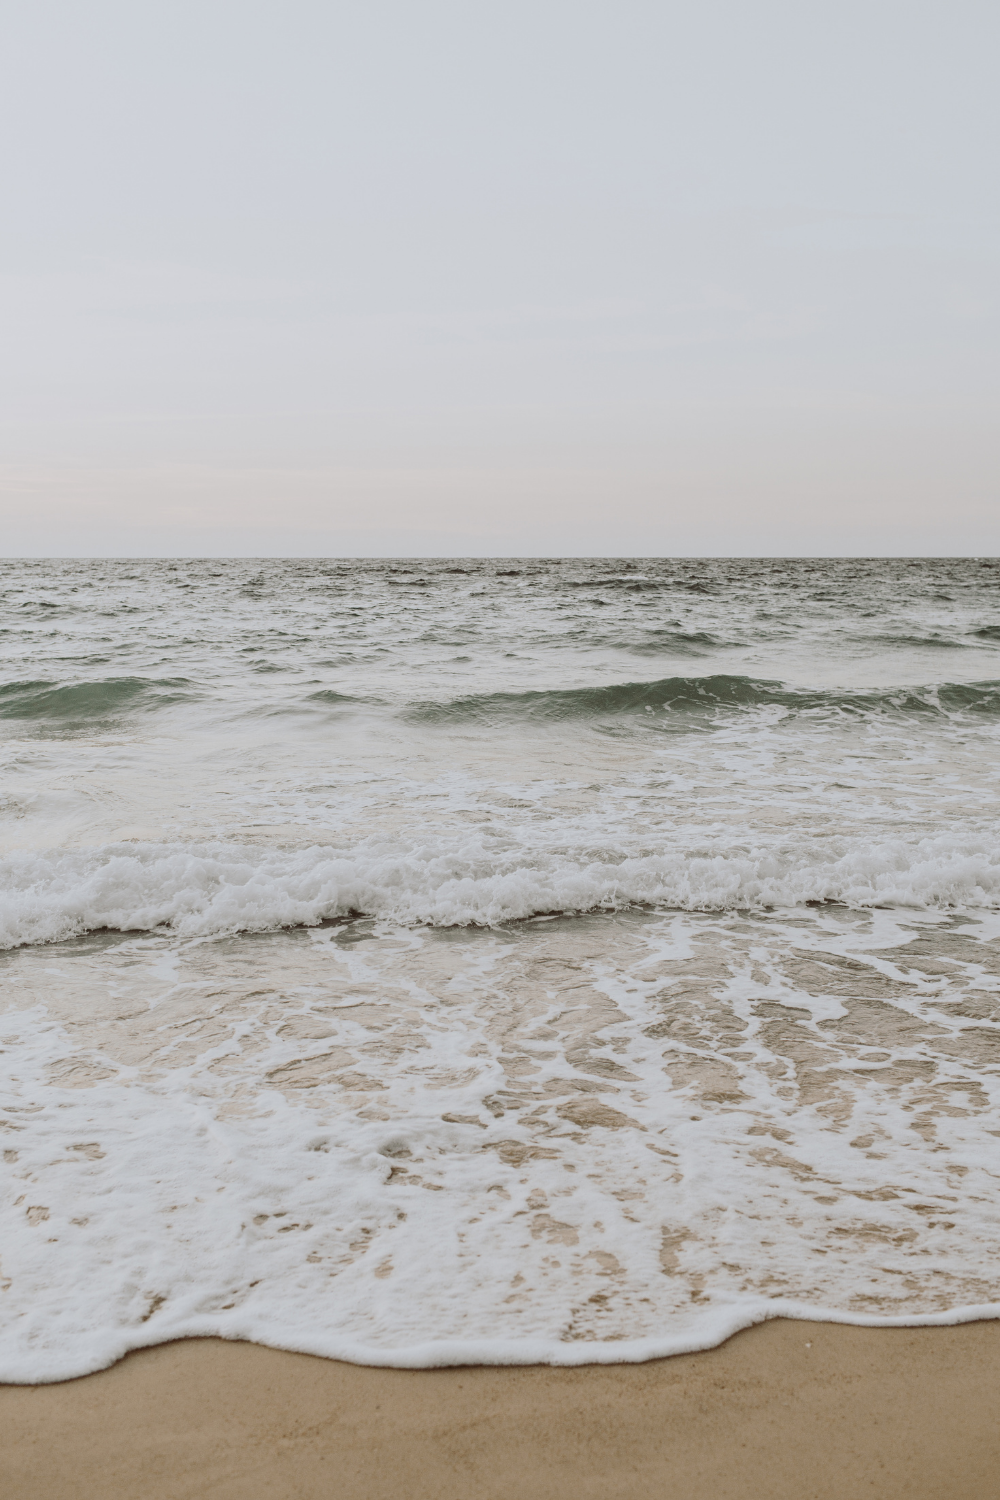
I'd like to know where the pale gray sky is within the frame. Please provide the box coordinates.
[2,1,997,555]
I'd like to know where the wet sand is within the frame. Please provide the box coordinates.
[2,1318,998,1499]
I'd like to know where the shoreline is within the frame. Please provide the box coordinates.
[6,1298,1000,1385]
[3,1318,998,1499]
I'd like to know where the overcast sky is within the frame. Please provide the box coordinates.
[2,1,997,556]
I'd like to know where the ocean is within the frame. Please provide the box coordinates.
[2,556,1000,1380]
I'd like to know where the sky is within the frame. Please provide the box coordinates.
[1,1,998,557]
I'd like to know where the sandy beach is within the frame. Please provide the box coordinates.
[2,1318,998,1499]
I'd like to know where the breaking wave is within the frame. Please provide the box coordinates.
[4,832,1000,949]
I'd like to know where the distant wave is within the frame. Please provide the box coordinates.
[8,673,999,729]
[563,576,669,591]
[304,690,373,708]
[869,633,969,650]
[622,631,724,657]
[0,677,196,720]
[404,675,1000,725]
[3,832,999,949]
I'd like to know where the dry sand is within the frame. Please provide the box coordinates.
[2,1319,998,1499]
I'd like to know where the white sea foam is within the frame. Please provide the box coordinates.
[2,834,1000,951]
[3,907,1000,1383]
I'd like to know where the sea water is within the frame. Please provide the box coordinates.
[2,556,999,1381]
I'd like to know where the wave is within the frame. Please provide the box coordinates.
[304,690,372,708]
[405,675,1000,725]
[7,673,999,730]
[623,631,724,657]
[3,833,999,949]
[563,576,667,591]
[0,677,196,721]
[869,633,969,650]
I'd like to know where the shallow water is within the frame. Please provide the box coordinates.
[2,558,999,1378]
